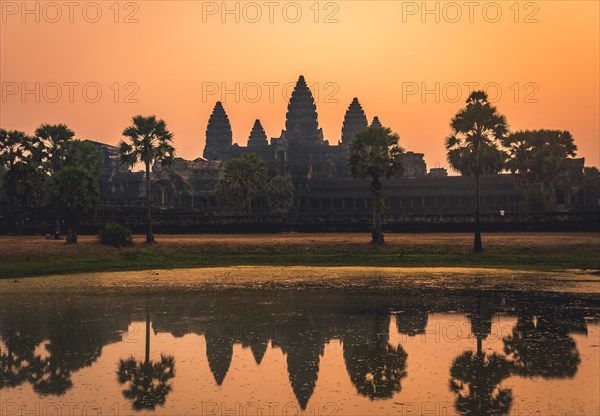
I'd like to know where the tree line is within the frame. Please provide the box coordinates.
[349,90,595,250]
[1,91,598,250]
[0,116,295,244]
[0,124,102,242]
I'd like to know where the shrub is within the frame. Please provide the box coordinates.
[99,223,133,248]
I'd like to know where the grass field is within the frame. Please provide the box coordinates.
[1,232,599,279]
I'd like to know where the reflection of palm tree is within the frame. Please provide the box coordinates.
[1,308,103,397]
[28,343,74,396]
[450,297,512,416]
[449,350,512,416]
[0,331,37,389]
[343,314,408,399]
[117,355,175,411]
[116,303,175,411]
[23,328,101,397]
[503,312,580,379]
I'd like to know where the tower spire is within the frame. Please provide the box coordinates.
[370,116,383,129]
[284,75,323,143]
[341,97,368,146]
[248,119,268,147]
[204,101,232,160]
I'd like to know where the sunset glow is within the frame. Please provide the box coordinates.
[2,1,599,167]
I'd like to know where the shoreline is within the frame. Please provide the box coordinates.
[2,265,599,296]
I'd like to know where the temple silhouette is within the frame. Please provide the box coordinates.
[83,75,595,228]
[202,75,427,178]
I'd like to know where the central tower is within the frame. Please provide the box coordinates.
[284,75,324,143]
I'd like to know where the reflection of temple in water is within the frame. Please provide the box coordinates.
[1,291,597,412]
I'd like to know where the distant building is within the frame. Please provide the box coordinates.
[86,75,597,222]
[428,168,448,177]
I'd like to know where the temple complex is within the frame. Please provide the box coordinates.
[202,75,427,181]
[85,75,596,227]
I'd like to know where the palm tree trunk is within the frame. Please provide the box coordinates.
[145,162,154,242]
[371,176,384,243]
[473,174,483,252]
[145,300,151,365]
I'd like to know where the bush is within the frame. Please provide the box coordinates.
[99,223,133,248]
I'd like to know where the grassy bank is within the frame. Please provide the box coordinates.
[1,233,599,278]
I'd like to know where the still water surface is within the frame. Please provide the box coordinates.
[1,289,598,415]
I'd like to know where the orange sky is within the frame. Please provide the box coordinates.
[1,1,599,168]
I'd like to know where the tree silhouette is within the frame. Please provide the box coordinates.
[502,129,577,211]
[47,166,99,243]
[116,304,175,411]
[445,91,508,252]
[119,115,175,242]
[34,123,74,173]
[117,355,175,411]
[449,297,512,415]
[0,129,46,233]
[1,305,104,398]
[26,333,101,397]
[503,311,580,379]
[28,344,74,397]
[343,314,408,399]
[449,350,513,416]
[216,154,268,214]
[348,126,404,243]
[0,330,38,389]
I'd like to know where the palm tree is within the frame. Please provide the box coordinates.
[216,153,268,214]
[34,123,74,173]
[0,130,32,231]
[119,115,175,242]
[117,301,175,410]
[502,129,577,211]
[47,166,100,243]
[445,91,508,253]
[348,126,404,243]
